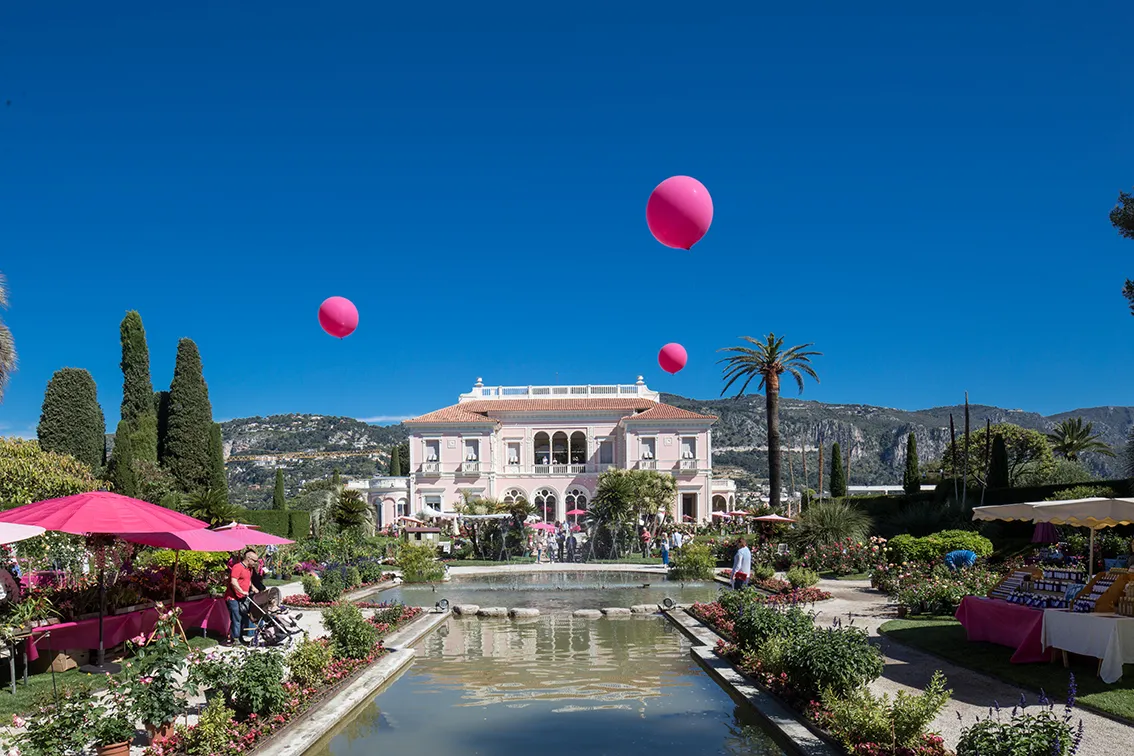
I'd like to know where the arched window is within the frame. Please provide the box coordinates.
[712,495,728,512]
[502,488,526,506]
[534,432,550,466]
[533,488,557,522]
[565,487,588,513]
[552,432,569,464]
[569,431,586,464]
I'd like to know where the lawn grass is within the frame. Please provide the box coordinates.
[819,571,870,581]
[879,615,1134,722]
[263,576,299,587]
[0,633,217,719]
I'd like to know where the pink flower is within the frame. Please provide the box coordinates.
[131,634,147,645]
[11,715,26,728]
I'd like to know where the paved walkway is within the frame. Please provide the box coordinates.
[812,579,1130,754]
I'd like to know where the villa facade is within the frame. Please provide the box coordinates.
[360,378,737,527]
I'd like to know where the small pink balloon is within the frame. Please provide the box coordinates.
[646,176,713,250]
[318,296,359,339]
[658,343,688,374]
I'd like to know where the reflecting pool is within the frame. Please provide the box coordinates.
[308,614,785,756]
[361,570,724,612]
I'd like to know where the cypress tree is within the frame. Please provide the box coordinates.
[829,442,847,498]
[208,422,228,500]
[902,432,920,496]
[119,311,158,462]
[389,445,402,476]
[988,435,1010,489]
[164,339,215,493]
[273,468,287,510]
[154,390,171,463]
[331,468,341,487]
[108,420,138,497]
[37,368,106,470]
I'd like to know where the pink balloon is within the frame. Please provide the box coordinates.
[658,343,688,374]
[318,296,359,339]
[646,176,713,250]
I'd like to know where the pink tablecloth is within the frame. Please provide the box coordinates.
[955,595,1051,663]
[25,598,230,661]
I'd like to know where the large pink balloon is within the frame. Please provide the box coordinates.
[318,296,359,339]
[646,176,713,250]
[658,343,688,374]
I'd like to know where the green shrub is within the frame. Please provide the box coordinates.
[135,549,230,573]
[239,510,290,538]
[358,560,387,584]
[750,564,775,581]
[956,705,1077,756]
[790,500,871,549]
[668,542,715,581]
[182,697,237,756]
[288,510,311,539]
[228,649,288,716]
[782,623,884,699]
[786,567,819,589]
[345,565,362,588]
[1047,485,1118,502]
[323,603,378,659]
[301,571,344,604]
[887,530,993,564]
[286,636,333,687]
[734,603,815,654]
[822,671,951,752]
[396,541,445,583]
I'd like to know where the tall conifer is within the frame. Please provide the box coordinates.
[164,340,215,493]
[829,442,847,498]
[902,433,920,496]
[208,422,228,500]
[273,468,287,510]
[37,368,106,470]
[119,311,158,462]
[109,420,138,497]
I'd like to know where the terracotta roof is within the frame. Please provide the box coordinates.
[622,404,717,422]
[405,398,715,424]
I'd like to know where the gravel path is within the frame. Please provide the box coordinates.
[812,579,1132,754]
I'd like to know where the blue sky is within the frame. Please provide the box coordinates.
[1,2,1132,437]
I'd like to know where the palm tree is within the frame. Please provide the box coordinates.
[0,272,16,402]
[183,487,237,526]
[1046,418,1115,461]
[719,334,820,510]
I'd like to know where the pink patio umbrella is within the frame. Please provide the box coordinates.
[751,514,796,523]
[124,528,250,608]
[531,522,557,531]
[0,492,208,673]
[566,508,587,526]
[0,523,45,545]
[711,512,731,518]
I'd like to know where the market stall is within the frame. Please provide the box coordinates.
[954,594,1051,663]
[1041,608,1134,683]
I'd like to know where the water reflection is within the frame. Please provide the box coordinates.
[365,570,724,612]
[308,615,784,756]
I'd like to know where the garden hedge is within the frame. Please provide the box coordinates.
[288,510,311,540]
[240,510,290,538]
[886,530,993,564]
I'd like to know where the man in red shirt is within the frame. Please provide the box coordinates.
[224,549,258,645]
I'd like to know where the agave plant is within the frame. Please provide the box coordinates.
[788,499,871,549]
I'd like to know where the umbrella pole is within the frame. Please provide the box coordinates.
[1089,528,1096,576]
[172,550,179,609]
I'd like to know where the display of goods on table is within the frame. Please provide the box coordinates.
[1007,566,1088,610]
[1072,569,1129,613]
[1117,581,1134,617]
[987,567,1040,600]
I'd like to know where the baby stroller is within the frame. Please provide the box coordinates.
[244,587,303,648]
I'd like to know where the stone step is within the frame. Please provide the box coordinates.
[573,609,602,619]
[452,605,480,617]
[508,608,540,618]
[601,607,632,616]
[476,607,508,617]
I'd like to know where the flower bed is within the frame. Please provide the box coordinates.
[282,575,396,608]
[143,605,424,756]
[870,561,1002,615]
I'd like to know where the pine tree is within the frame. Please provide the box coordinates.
[108,420,138,497]
[164,339,215,493]
[154,390,171,463]
[334,489,370,530]
[988,435,1010,489]
[37,368,106,470]
[119,311,158,462]
[902,432,920,496]
[208,422,228,500]
[829,442,847,498]
[389,445,402,476]
[273,468,287,510]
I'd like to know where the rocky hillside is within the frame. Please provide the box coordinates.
[220,414,406,509]
[662,394,1131,484]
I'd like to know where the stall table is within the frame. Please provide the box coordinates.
[955,595,1052,663]
[23,597,229,663]
[1041,609,1134,684]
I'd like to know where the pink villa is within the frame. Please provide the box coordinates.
[359,378,737,527]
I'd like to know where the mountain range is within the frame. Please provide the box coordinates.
[220,400,1132,507]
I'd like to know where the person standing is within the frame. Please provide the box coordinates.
[556,522,566,562]
[224,548,258,645]
[660,531,671,567]
[731,538,751,590]
[566,530,578,562]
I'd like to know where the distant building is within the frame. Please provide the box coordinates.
[355,378,736,528]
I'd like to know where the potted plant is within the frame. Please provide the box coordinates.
[92,682,136,756]
[124,605,190,744]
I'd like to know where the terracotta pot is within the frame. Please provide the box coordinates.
[145,722,175,745]
[96,742,131,756]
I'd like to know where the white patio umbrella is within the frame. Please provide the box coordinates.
[973,498,1134,574]
[0,523,46,545]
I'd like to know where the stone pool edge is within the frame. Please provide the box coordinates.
[251,608,451,756]
[662,608,840,756]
